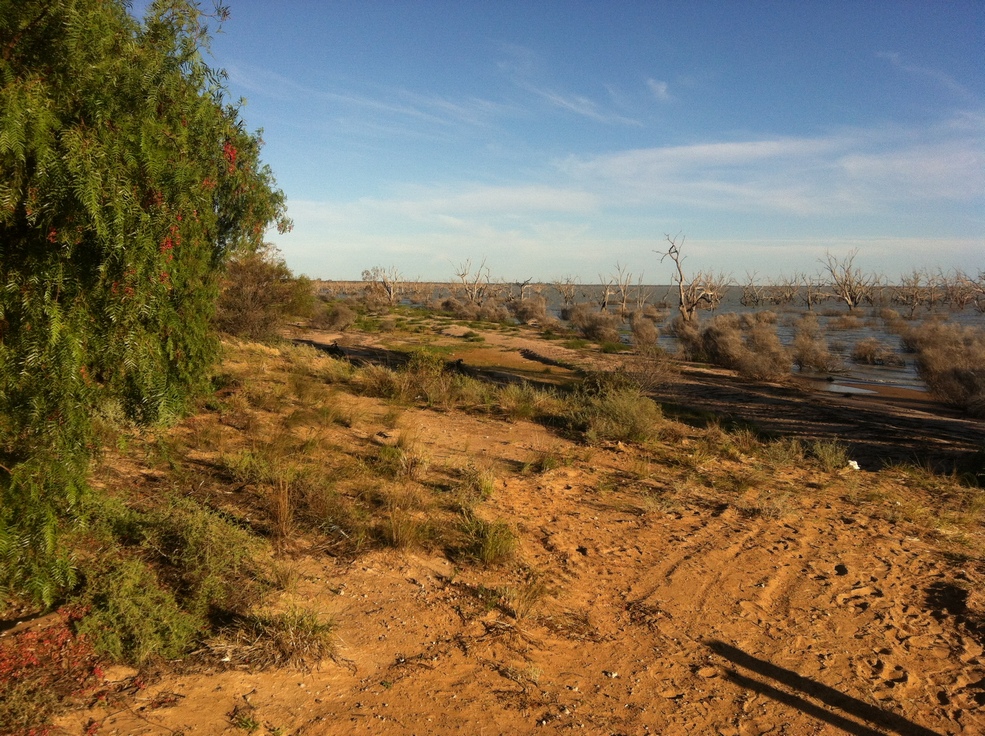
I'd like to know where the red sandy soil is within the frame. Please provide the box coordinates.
[45,327,985,735]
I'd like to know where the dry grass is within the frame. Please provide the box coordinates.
[210,607,335,670]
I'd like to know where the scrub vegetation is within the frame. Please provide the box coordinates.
[1,3,983,733]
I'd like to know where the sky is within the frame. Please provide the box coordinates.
[146,1,983,282]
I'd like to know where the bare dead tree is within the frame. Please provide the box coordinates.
[657,233,731,322]
[633,272,653,310]
[740,272,764,307]
[797,271,827,312]
[552,276,579,308]
[455,258,491,306]
[768,275,799,306]
[940,269,976,310]
[596,273,615,312]
[820,249,874,312]
[697,271,731,312]
[361,265,403,306]
[893,269,926,318]
[974,270,985,313]
[611,262,634,318]
[509,277,534,303]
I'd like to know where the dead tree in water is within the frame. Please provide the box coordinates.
[657,233,730,323]
[361,266,403,306]
[821,249,874,312]
[552,276,578,309]
[455,258,491,306]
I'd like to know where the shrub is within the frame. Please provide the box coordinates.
[138,497,264,620]
[0,609,104,732]
[458,512,517,565]
[735,322,791,381]
[566,303,621,344]
[811,440,850,472]
[510,296,550,323]
[311,301,357,331]
[851,338,905,367]
[566,383,663,444]
[497,382,546,421]
[74,556,202,664]
[827,314,864,330]
[792,313,839,372]
[902,322,985,416]
[698,314,790,381]
[630,314,659,349]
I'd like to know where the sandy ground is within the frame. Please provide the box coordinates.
[50,327,985,735]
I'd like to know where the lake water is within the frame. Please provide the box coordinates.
[326,281,985,393]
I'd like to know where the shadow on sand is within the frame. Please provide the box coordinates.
[705,640,941,736]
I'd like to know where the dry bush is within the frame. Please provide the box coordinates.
[739,310,777,328]
[624,346,679,390]
[310,301,356,331]
[669,314,703,360]
[630,313,659,349]
[475,300,511,323]
[791,313,839,372]
[699,314,790,381]
[211,607,335,670]
[566,303,621,344]
[851,338,905,367]
[700,314,745,367]
[902,322,985,416]
[827,314,864,330]
[440,296,475,319]
[510,296,550,323]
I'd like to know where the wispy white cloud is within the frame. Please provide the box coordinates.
[495,42,642,125]
[556,123,985,215]
[877,51,978,101]
[225,63,508,135]
[646,78,672,102]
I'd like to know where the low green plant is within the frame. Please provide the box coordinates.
[496,381,545,421]
[565,384,663,444]
[74,556,202,664]
[379,508,431,549]
[458,512,517,565]
[456,463,496,507]
[523,450,563,474]
[811,440,850,472]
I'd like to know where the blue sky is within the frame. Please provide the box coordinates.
[164,1,983,282]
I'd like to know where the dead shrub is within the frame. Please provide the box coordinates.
[792,313,839,372]
[566,303,621,344]
[630,313,659,349]
[827,314,863,330]
[698,314,790,381]
[902,322,985,416]
[310,301,356,331]
[671,315,704,360]
[510,296,550,323]
[739,310,777,328]
[851,338,905,367]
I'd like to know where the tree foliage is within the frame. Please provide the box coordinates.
[0,0,289,603]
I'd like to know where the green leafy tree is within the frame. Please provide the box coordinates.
[0,0,290,603]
